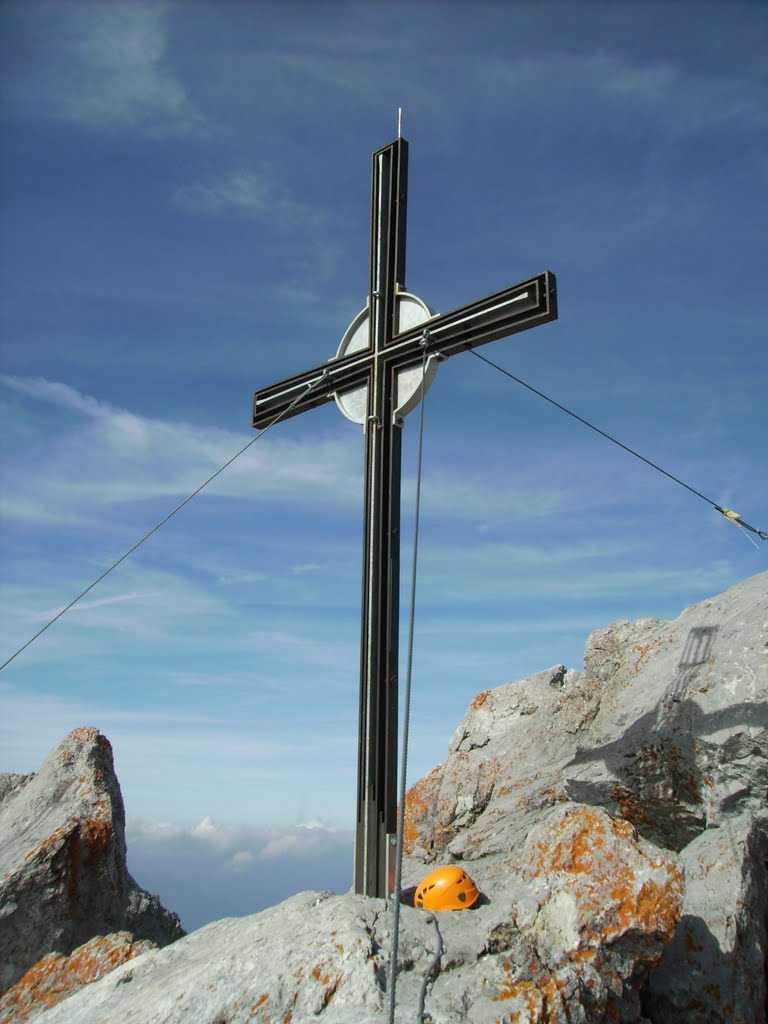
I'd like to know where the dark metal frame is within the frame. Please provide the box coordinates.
[252,137,558,897]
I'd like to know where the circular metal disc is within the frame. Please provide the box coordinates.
[333,293,438,425]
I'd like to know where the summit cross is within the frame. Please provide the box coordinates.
[252,136,558,898]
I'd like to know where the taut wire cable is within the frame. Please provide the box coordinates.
[386,333,430,1024]
[0,372,335,673]
[469,349,767,542]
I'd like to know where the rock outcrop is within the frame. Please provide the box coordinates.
[0,932,156,1024]
[403,569,768,1022]
[4,571,766,1022]
[9,807,684,1023]
[643,814,767,1023]
[0,727,184,996]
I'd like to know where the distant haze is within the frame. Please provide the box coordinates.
[126,819,355,933]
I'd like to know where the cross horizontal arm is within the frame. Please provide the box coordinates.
[393,271,557,362]
[252,272,557,429]
[251,350,372,429]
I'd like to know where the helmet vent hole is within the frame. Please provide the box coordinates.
[458,892,466,902]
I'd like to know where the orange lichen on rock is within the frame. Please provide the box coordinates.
[474,756,500,805]
[610,877,681,936]
[568,947,597,964]
[631,640,665,674]
[402,765,445,855]
[493,960,570,1023]
[530,806,610,875]
[308,963,340,1007]
[22,822,73,864]
[317,974,341,1010]
[66,727,102,747]
[525,806,684,950]
[495,975,541,1007]
[25,813,116,909]
[81,816,114,850]
[0,933,154,1024]
[471,689,491,710]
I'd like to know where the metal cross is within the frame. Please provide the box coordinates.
[252,136,557,898]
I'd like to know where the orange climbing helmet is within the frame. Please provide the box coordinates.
[414,865,480,911]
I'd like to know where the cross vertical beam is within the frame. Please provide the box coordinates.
[251,135,558,901]
[355,140,408,896]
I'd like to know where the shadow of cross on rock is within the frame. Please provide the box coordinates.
[564,615,768,852]
[399,570,767,1023]
[561,572,768,1023]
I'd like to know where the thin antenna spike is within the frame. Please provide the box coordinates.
[398,107,402,139]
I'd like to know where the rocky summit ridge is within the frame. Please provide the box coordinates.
[0,727,184,1008]
[1,570,766,1023]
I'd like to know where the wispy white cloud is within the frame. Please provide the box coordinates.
[229,850,255,871]
[29,590,152,622]
[51,2,204,136]
[251,626,356,661]
[415,470,565,525]
[0,374,361,523]
[0,374,112,418]
[416,540,737,607]
[484,52,768,135]
[290,562,327,575]
[1,371,748,703]
[1,375,573,533]
[3,563,233,638]
[172,170,323,230]
[217,570,271,586]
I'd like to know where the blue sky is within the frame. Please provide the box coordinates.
[1,1,766,929]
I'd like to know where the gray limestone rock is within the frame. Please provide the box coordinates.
[566,573,768,852]
[0,727,184,995]
[642,814,768,1023]
[0,775,33,807]
[25,805,684,1023]
[404,570,768,1023]
[0,931,157,1024]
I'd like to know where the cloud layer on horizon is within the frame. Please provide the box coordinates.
[125,816,355,932]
